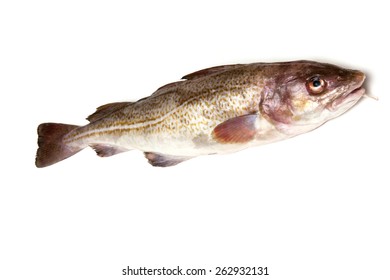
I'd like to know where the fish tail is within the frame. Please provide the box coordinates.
[35,123,83,168]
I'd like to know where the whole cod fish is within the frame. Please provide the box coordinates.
[36,60,366,168]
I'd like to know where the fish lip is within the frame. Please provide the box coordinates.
[327,86,365,111]
[348,86,366,100]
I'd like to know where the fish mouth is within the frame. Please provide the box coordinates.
[349,86,365,96]
[327,71,366,111]
[327,86,365,111]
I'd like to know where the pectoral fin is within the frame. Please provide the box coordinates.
[212,114,258,144]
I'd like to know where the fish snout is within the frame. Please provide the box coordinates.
[352,70,366,88]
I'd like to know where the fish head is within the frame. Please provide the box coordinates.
[260,61,366,134]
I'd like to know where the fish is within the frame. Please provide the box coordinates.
[35,60,366,168]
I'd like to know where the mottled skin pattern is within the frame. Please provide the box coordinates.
[36,60,365,167]
[64,64,266,155]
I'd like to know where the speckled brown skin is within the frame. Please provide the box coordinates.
[36,60,365,167]
[64,63,265,154]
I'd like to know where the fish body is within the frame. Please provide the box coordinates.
[36,60,366,167]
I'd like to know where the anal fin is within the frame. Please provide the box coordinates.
[90,144,129,157]
[144,152,192,167]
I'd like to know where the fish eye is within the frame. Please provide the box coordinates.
[306,76,326,95]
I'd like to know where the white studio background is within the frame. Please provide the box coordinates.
[1,1,389,280]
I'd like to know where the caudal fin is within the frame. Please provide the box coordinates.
[35,123,82,168]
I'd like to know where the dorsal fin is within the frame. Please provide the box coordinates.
[150,64,244,97]
[87,102,131,122]
[149,80,187,99]
[155,81,185,92]
[182,64,244,80]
